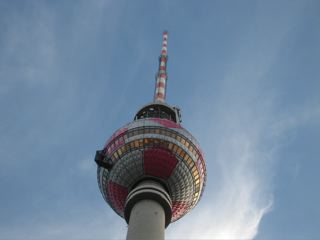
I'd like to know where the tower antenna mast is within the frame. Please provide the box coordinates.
[154,31,168,102]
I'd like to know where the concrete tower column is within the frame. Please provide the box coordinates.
[124,180,172,240]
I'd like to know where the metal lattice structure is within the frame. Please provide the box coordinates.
[95,32,206,224]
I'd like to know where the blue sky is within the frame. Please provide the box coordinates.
[0,0,319,239]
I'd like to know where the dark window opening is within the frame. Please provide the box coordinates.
[135,104,177,122]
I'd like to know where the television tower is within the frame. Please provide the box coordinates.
[95,31,207,240]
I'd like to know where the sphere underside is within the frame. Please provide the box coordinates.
[97,118,206,222]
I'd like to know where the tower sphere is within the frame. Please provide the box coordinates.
[96,102,206,223]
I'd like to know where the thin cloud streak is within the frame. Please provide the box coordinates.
[168,100,275,239]
[166,4,311,238]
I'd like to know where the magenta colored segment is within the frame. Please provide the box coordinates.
[104,128,128,148]
[197,148,205,162]
[151,118,181,128]
[196,160,203,176]
[107,181,128,213]
[144,148,178,180]
[172,201,189,220]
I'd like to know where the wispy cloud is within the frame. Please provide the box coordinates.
[0,2,57,90]
[167,94,275,239]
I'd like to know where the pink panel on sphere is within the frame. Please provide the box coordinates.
[197,148,205,162]
[151,118,181,128]
[104,128,128,148]
[172,201,189,220]
[107,181,128,213]
[144,148,178,180]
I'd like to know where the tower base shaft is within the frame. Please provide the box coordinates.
[126,199,165,240]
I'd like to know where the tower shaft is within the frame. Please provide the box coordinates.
[127,199,165,240]
[154,31,168,102]
[125,180,171,240]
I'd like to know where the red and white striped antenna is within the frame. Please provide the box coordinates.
[154,31,168,102]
